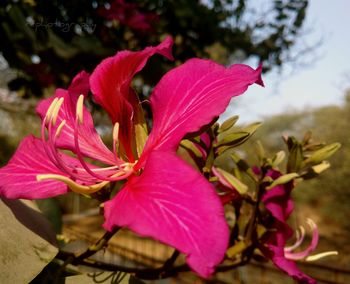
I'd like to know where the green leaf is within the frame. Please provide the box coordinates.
[266,173,299,190]
[0,199,58,283]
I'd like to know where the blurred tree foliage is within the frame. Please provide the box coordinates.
[0,0,309,97]
[243,91,350,231]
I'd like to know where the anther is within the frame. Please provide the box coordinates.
[76,94,84,124]
[51,97,64,126]
[45,97,59,123]
[306,251,338,262]
[37,174,109,194]
[113,122,120,142]
[55,120,66,139]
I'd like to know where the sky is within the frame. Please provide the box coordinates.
[223,0,350,123]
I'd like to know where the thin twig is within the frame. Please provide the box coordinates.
[56,249,251,280]
[55,227,120,281]
[73,227,120,265]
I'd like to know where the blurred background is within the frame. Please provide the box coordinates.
[0,0,349,283]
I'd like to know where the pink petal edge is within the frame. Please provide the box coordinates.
[90,37,173,159]
[0,136,69,199]
[103,150,229,277]
[140,59,263,164]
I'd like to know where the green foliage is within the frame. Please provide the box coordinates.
[0,0,309,96]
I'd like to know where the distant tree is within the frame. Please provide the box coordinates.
[0,0,309,96]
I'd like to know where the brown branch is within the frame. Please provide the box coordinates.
[56,249,251,280]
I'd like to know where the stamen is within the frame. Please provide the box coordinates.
[55,119,66,139]
[73,116,134,182]
[51,97,64,126]
[45,97,59,123]
[113,122,120,155]
[76,94,84,124]
[306,251,338,262]
[113,122,120,143]
[285,226,305,252]
[37,174,109,194]
[75,165,121,172]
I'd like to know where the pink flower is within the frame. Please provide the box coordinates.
[98,0,158,32]
[260,169,317,284]
[0,37,263,277]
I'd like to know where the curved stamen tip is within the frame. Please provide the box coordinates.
[113,122,120,143]
[51,97,64,126]
[76,94,84,124]
[45,97,59,123]
[306,251,338,262]
[37,174,109,194]
[55,119,66,139]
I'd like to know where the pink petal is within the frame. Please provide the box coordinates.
[262,170,294,223]
[261,236,317,284]
[103,150,229,277]
[260,169,316,283]
[90,37,173,160]
[36,72,117,165]
[141,60,263,160]
[0,136,70,199]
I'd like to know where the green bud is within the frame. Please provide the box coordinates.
[214,122,262,148]
[218,115,239,133]
[272,151,286,167]
[300,161,330,180]
[287,142,303,172]
[180,139,203,158]
[303,143,341,166]
[215,168,248,194]
[134,123,148,158]
[302,130,312,145]
[255,140,266,163]
[266,173,299,190]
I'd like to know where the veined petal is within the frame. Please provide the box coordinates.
[36,72,117,165]
[103,151,229,277]
[90,37,173,160]
[260,169,316,283]
[141,59,263,159]
[260,233,317,284]
[0,136,70,199]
